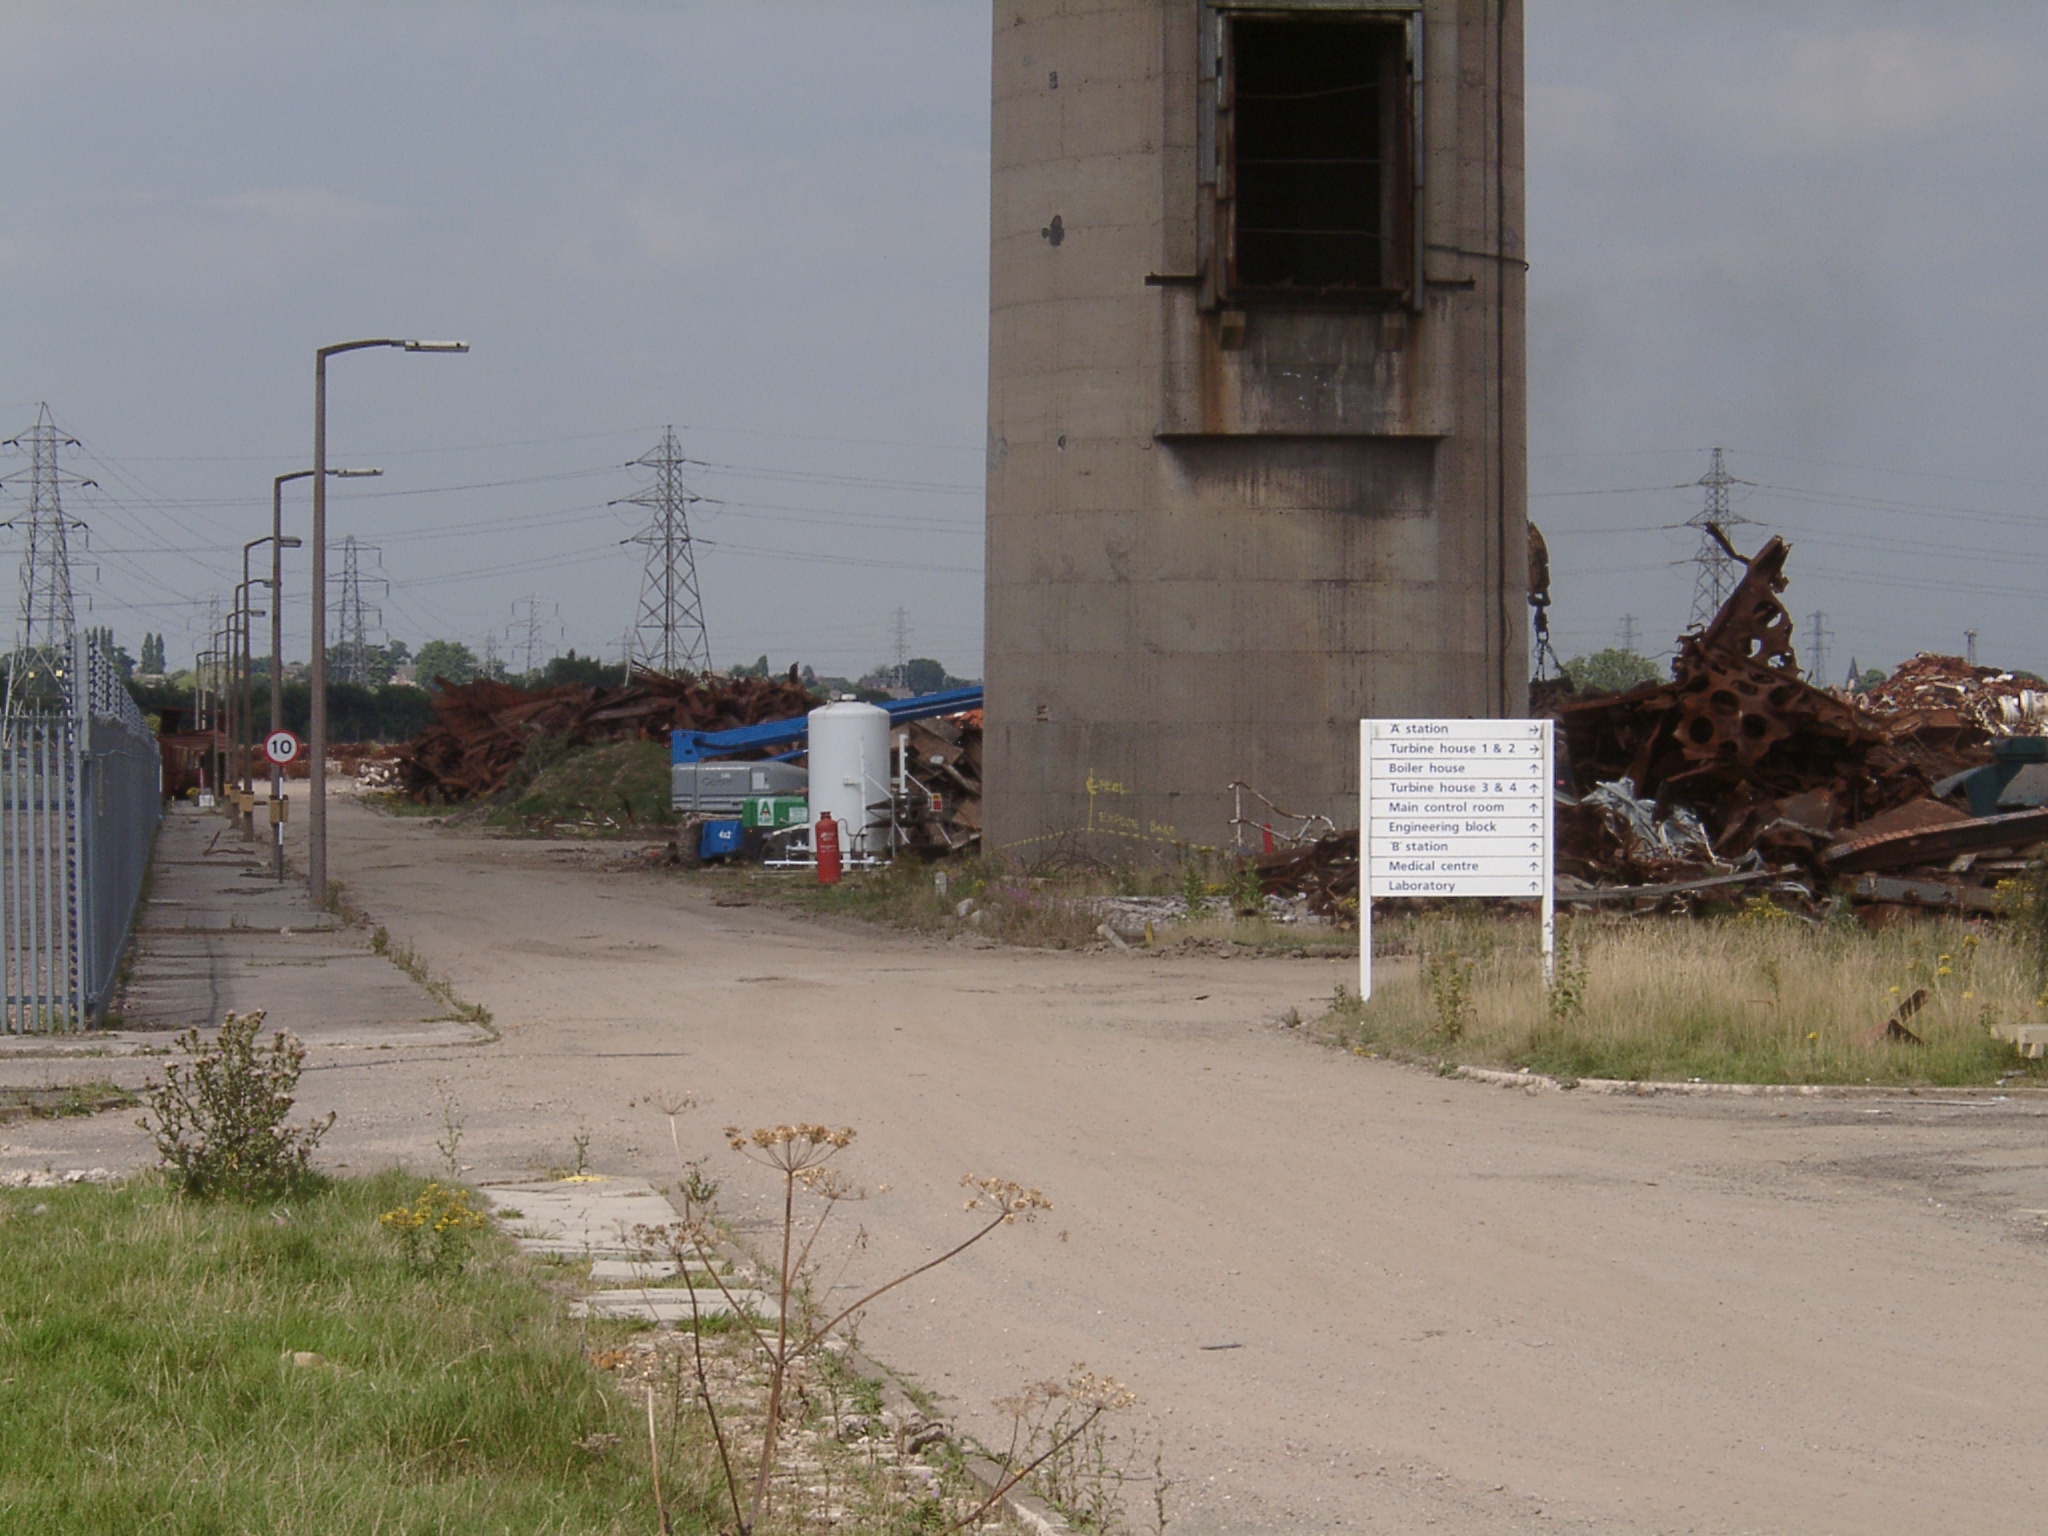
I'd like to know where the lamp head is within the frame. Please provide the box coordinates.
[278,536,304,549]
[403,340,469,353]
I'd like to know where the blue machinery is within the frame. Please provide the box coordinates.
[669,686,983,766]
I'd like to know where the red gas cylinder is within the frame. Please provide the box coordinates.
[815,811,842,885]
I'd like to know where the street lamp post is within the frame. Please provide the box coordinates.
[195,645,220,801]
[309,339,467,903]
[232,579,266,834]
[264,522,306,877]
[272,470,378,738]
[213,620,234,806]
[269,468,371,881]
[238,540,271,780]
[237,532,296,838]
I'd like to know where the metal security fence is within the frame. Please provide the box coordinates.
[2,635,162,1031]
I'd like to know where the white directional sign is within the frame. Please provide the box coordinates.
[264,730,303,767]
[1360,718,1554,1001]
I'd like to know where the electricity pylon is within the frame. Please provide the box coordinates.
[333,535,384,686]
[1685,447,1756,630]
[507,595,557,681]
[615,426,710,675]
[2,405,94,714]
[890,606,911,689]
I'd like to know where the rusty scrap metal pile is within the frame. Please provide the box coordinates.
[892,711,984,853]
[391,672,819,802]
[1550,536,2048,917]
[1253,831,1359,918]
[1249,536,2048,922]
[385,674,989,851]
[1856,652,2048,737]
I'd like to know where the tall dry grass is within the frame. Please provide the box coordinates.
[1330,905,2048,1086]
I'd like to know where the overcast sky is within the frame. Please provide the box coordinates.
[3,3,2043,684]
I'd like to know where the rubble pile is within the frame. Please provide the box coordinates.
[1858,653,2048,738]
[392,671,818,802]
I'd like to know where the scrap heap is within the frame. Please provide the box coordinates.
[1554,536,1925,880]
[1253,831,1359,917]
[890,710,984,854]
[1251,547,2048,918]
[1551,537,2048,915]
[393,671,817,802]
[1858,652,2048,740]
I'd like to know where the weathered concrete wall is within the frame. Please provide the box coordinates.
[985,0,1525,859]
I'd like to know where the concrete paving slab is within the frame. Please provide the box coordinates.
[482,1174,772,1325]
[569,1290,771,1323]
[588,1257,681,1282]
[479,1176,683,1254]
[106,807,459,1042]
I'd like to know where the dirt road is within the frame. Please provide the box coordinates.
[29,794,2048,1533]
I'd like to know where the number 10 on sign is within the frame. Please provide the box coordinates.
[1359,719,1555,1001]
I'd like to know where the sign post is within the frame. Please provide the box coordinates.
[1360,719,1553,1001]
[263,731,302,884]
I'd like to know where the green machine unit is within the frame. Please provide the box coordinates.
[741,795,809,830]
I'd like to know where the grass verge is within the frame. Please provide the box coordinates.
[0,1171,721,1535]
[1322,906,2048,1086]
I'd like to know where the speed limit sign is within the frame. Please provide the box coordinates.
[264,730,302,766]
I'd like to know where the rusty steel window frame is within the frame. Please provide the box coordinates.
[1199,0,1424,313]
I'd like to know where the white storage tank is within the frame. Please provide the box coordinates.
[808,701,892,856]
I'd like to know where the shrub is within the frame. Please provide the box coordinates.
[141,1011,334,1198]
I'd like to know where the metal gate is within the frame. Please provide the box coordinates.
[2,634,162,1032]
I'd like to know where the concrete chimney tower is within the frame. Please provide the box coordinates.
[984,0,1526,857]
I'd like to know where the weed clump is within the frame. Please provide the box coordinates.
[1998,860,2048,995]
[1545,921,1590,1028]
[140,1011,334,1198]
[1422,947,1475,1043]
[379,1181,488,1273]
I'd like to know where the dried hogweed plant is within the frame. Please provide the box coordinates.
[635,1103,1059,1535]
